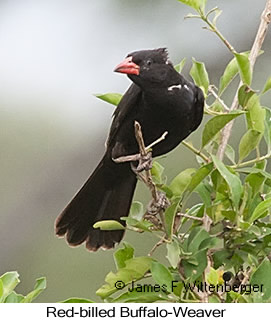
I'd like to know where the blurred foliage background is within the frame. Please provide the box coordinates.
[0,0,270,302]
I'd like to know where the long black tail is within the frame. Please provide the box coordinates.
[55,154,137,251]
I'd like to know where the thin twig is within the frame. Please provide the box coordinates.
[113,131,168,164]
[202,214,213,231]
[233,268,253,302]
[217,0,271,160]
[177,212,204,222]
[182,141,209,163]
[113,153,140,163]
[237,268,252,294]
[199,8,235,54]
[208,85,230,111]
[148,236,166,256]
[234,153,271,168]
[146,131,168,150]
[201,250,213,303]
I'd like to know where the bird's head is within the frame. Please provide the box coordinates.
[114,48,174,89]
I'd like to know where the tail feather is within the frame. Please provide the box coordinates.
[55,154,136,251]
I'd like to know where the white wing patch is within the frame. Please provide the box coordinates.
[168,84,182,91]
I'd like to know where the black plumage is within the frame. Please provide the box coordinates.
[55,48,204,251]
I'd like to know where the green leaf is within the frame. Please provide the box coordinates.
[219,56,239,95]
[248,224,261,236]
[238,129,262,162]
[94,93,122,106]
[165,202,179,239]
[166,239,180,269]
[121,217,153,232]
[212,8,222,26]
[4,291,24,303]
[172,281,184,297]
[93,220,125,231]
[114,243,134,270]
[212,155,242,209]
[0,280,3,302]
[21,277,46,303]
[190,58,209,96]
[207,268,219,285]
[199,236,221,250]
[225,144,236,164]
[129,201,144,221]
[61,298,94,303]
[112,290,168,303]
[96,257,153,299]
[187,227,210,253]
[209,100,223,113]
[238,85,256,108]
[187,203,204,218]
[246,95,266,133]
[246,172,266,197]
[228,291,247,303]
[151,161,164,184]
[263,107,271,151]
[174,58,186,73]
[255,159,267,170]
[159,184,174,199]
[201,112,244,148]
[237,167,271,179]
[169,168,196,197]
[250,198,271,223]
[213,250,231,268]
[187,163,214,193]
[208,295,221,303]
[221,210,236,222]
[151,261,173,292]
[219,51,263,95]
[262,76,271,94]
[178,0,206,11]
[182,249,207,281]
[0,272,20,302]
[234,52,252,85]
[250,258,271,301]
[195,182,212,207]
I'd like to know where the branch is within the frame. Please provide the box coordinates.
[177,212,204,222]
[217,0,271,160]
[148,236,166,256]
[113,153,140,163]
[181,141,209,163]
[233,152,271,168]
[146,131,168,150]
[133,121,160,201]
[199,8,235,54]
[208,85,230,111]
[114,121,169,235]
[113,131,168,164]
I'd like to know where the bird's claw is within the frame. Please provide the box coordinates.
[131,151,153,174]
[146,191,170,216]
[143,213,162,229]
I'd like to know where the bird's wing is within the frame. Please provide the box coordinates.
[191,85,204,132]
[106,83,142,147]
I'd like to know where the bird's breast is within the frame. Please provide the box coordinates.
[137,96,194,157]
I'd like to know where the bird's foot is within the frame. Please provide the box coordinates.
[131,151,153,173]
[143,213,162,229]
[146,191,170,216]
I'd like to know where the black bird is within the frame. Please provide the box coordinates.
[55,48,204,251]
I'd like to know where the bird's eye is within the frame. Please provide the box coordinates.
[146,59,152,66]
